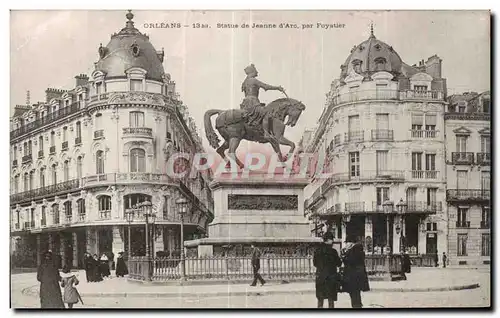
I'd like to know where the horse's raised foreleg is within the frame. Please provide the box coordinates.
[228,138,244,169]
[216,140,229,162]
[278,136,295,161]
[268,138,285,162]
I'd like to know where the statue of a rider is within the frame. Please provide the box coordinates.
[241,64,285,139]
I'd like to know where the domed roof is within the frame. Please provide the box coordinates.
[340,26,403,80]
[95,11,165,81]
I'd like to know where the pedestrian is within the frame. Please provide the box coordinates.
[434,251,439,267]
[60,265,82,309]
[313,232,342,308]
[442,252,447,268]
[108,251,115,273]
[401,251,411,279]
[100,253,110,278]
[341,240,370,308]
[83,252,92,282]
[115,252,129,277]
[92,254,103,282]
[249,243,266,286]
[37,251,64,308]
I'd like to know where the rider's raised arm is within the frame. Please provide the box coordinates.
[253,78,281,91]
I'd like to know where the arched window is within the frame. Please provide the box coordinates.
[98,195,111,219]
[52,204,59,225]
[63,160,69,181]
[28,140,32,155]
[50,131,55,147]
[41,206,46,226]
[64,201,72,223]
[130,148,146,173]
[23,173,29,191]
[96,150,104,174]
[52,164,57,184]
[77,199,86,221]
[29,171,34,190]
[77,156,83,179]
[39,136,44,154]
[76,122,82,140]
[95,113,102,130]
[13,146,17,161]
[23,142,28,156]
[129,111,144,127]
[14,175,19,193]
[39,168,45,188]
[62,126,68,142]
[374,57,387,71]
[124,193,152,211]
[352,59,363,73]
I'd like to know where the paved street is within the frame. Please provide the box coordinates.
[11,268,490,309]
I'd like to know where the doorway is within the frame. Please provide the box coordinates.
[426,232,437,254]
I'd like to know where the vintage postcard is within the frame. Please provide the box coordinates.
[10,10,490,309]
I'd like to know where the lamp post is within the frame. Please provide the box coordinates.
[142,201,155,258]
[383,200,394,253]
[125,210,134,261]
[396,199,408,253]
[176,196,189,279]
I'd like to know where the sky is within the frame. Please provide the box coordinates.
[10,10,490,150]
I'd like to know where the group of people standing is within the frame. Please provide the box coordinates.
[313,232,370,308]
[83,251,129,282]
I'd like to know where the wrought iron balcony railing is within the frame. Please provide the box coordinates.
[477,153,490,166]
[65,216,72,224]
[446,189,490,202]
[78,214,86,222]
[451,152,474,165]
[99,210,111,220]
[456,221,470,228]
[10,179,81,204]
[406,201,442,214]
[94,130,104,139]
[345,131,364,143]
[345,202,365,213]
[327,89,444,107]
[412,170,438,179]
[411,129,437,138]
[371,129,394,141]
[122,127,153,138]
[22,154,32,164]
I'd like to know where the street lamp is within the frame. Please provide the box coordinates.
[125,210,134,259]
[396,199,408,253]
[176,196,189,279]
[141,201,155,258]
[382,200,394,252]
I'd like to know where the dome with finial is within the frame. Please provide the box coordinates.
[339,23,403,80]
[94,10,166,81]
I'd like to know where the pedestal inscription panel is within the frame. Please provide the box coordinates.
[227,195,298,210]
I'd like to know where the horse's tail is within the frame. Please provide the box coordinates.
[204,109,223,149]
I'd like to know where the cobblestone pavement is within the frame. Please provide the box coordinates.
[11,268,490,309]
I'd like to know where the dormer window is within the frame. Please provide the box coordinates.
[130,79,143,92]
[95,82,103,95]
[352,59,362,74]
[414,85,427,92]
[374,57,387,71]
[458,101,467,113]
[482,98,490,113]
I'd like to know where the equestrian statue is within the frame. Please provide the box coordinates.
[204,64,306,168]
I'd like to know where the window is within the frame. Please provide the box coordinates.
[374,57,386,71]
[481,234,490,256]
[62,127,67,142]
[426,222,437,231]
[457,234,467,256]
[41,206,46,226]
[427,188,437,206]
[39,168,45,188]
[76,122,81,139]
[28,141,32,155]
[130,148,146,173]
[349,152,360,177]
[63,160,69,181]
[95,82,103,95]
[481,171,490,191]
[425,114,436,131]
[352,60,362,73]
[457,208,468,224]
[411,152,422,171]
[13,146,17,161]
[52,164,57,184]
[456,136,467,152]
[411,113,423,131]
[457,170,468,189]
[52,204,59,224]
[64,201,72,219]
[98,196,111,211]
[14,175,19,193]
[77,199,85,218]
[95,113,102,130]
[482,99,490,113]
[376,187,390,206]
[50,131,55,147]
[129,111,145,127]
[348,115,360,132]
[376,113,389,130]
[23,142,27,156]
[39,136,44,152]
[96,150,104,174]
[425,154,436,171]
[29,171,34,190]
[77,157,83,179]
[414,85,427,91]
[130,79,143,92]
[376,151,388,174]
[406,187,417,207]
[482,207,490,227]
[481,136,490,153]
[23,173,29,191]
[163,196,169,220]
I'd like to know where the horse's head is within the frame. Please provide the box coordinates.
[283,99,306,127]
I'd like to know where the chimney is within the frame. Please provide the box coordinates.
[45,88,65,103]
[75,74,89,87]
[425,55,442,78]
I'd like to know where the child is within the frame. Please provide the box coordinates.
[60,266,82,308]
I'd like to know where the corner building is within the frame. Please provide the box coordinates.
[10,12,214,268]
[304,29,447,258]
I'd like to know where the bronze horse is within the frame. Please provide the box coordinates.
[204,98,306,168]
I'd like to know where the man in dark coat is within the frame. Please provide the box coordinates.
[313,232,342,308]
[341,241,370,308]
[250,243,266,286]
[442,252,447,268]
[115,252,129,277]
[37,251,64,308]
[83,252,92,282]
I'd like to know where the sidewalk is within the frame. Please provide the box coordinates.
[19,267,485,299]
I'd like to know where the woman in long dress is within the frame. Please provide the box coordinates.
[37,251,64,308]
[60,266,82,308]
[115,252,129,277]
[100,253,111,278]
[92,254,103,282]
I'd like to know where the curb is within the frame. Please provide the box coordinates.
[23,283,480,298]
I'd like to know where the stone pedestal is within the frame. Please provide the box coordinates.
[185,172,321,256]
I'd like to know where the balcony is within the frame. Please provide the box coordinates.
[328,89,444,107]
[65,216,72,224]
[323,204,342,216]
[411,129,437,138]
[456,221,470,228]
[78,214,86,222]
[371,202,392,213]
[12,159,18,168]
[345,131,364,143]
[371,129,394,141]
[323,170,404,189]
[406,201,442,214]
[400,89,444,100]
[22,154,32,164]
[38,150,44,159]
[94,130,104,140]
[83,173,173,187]
[99,210,111,220]
[451,152,474,165]
[74,137,82,145]
[122,127,153,139]
[62,141,69,151]
[410,170,438,179]
[444,112,490,121]
[334,134,341,146]
[477,153,490,166]
[480,221,490,229]
[10,179,81,204]
[446,189,490,203]
[49,146,56,154]
[345,202,365,213]
[10,101,82,140]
